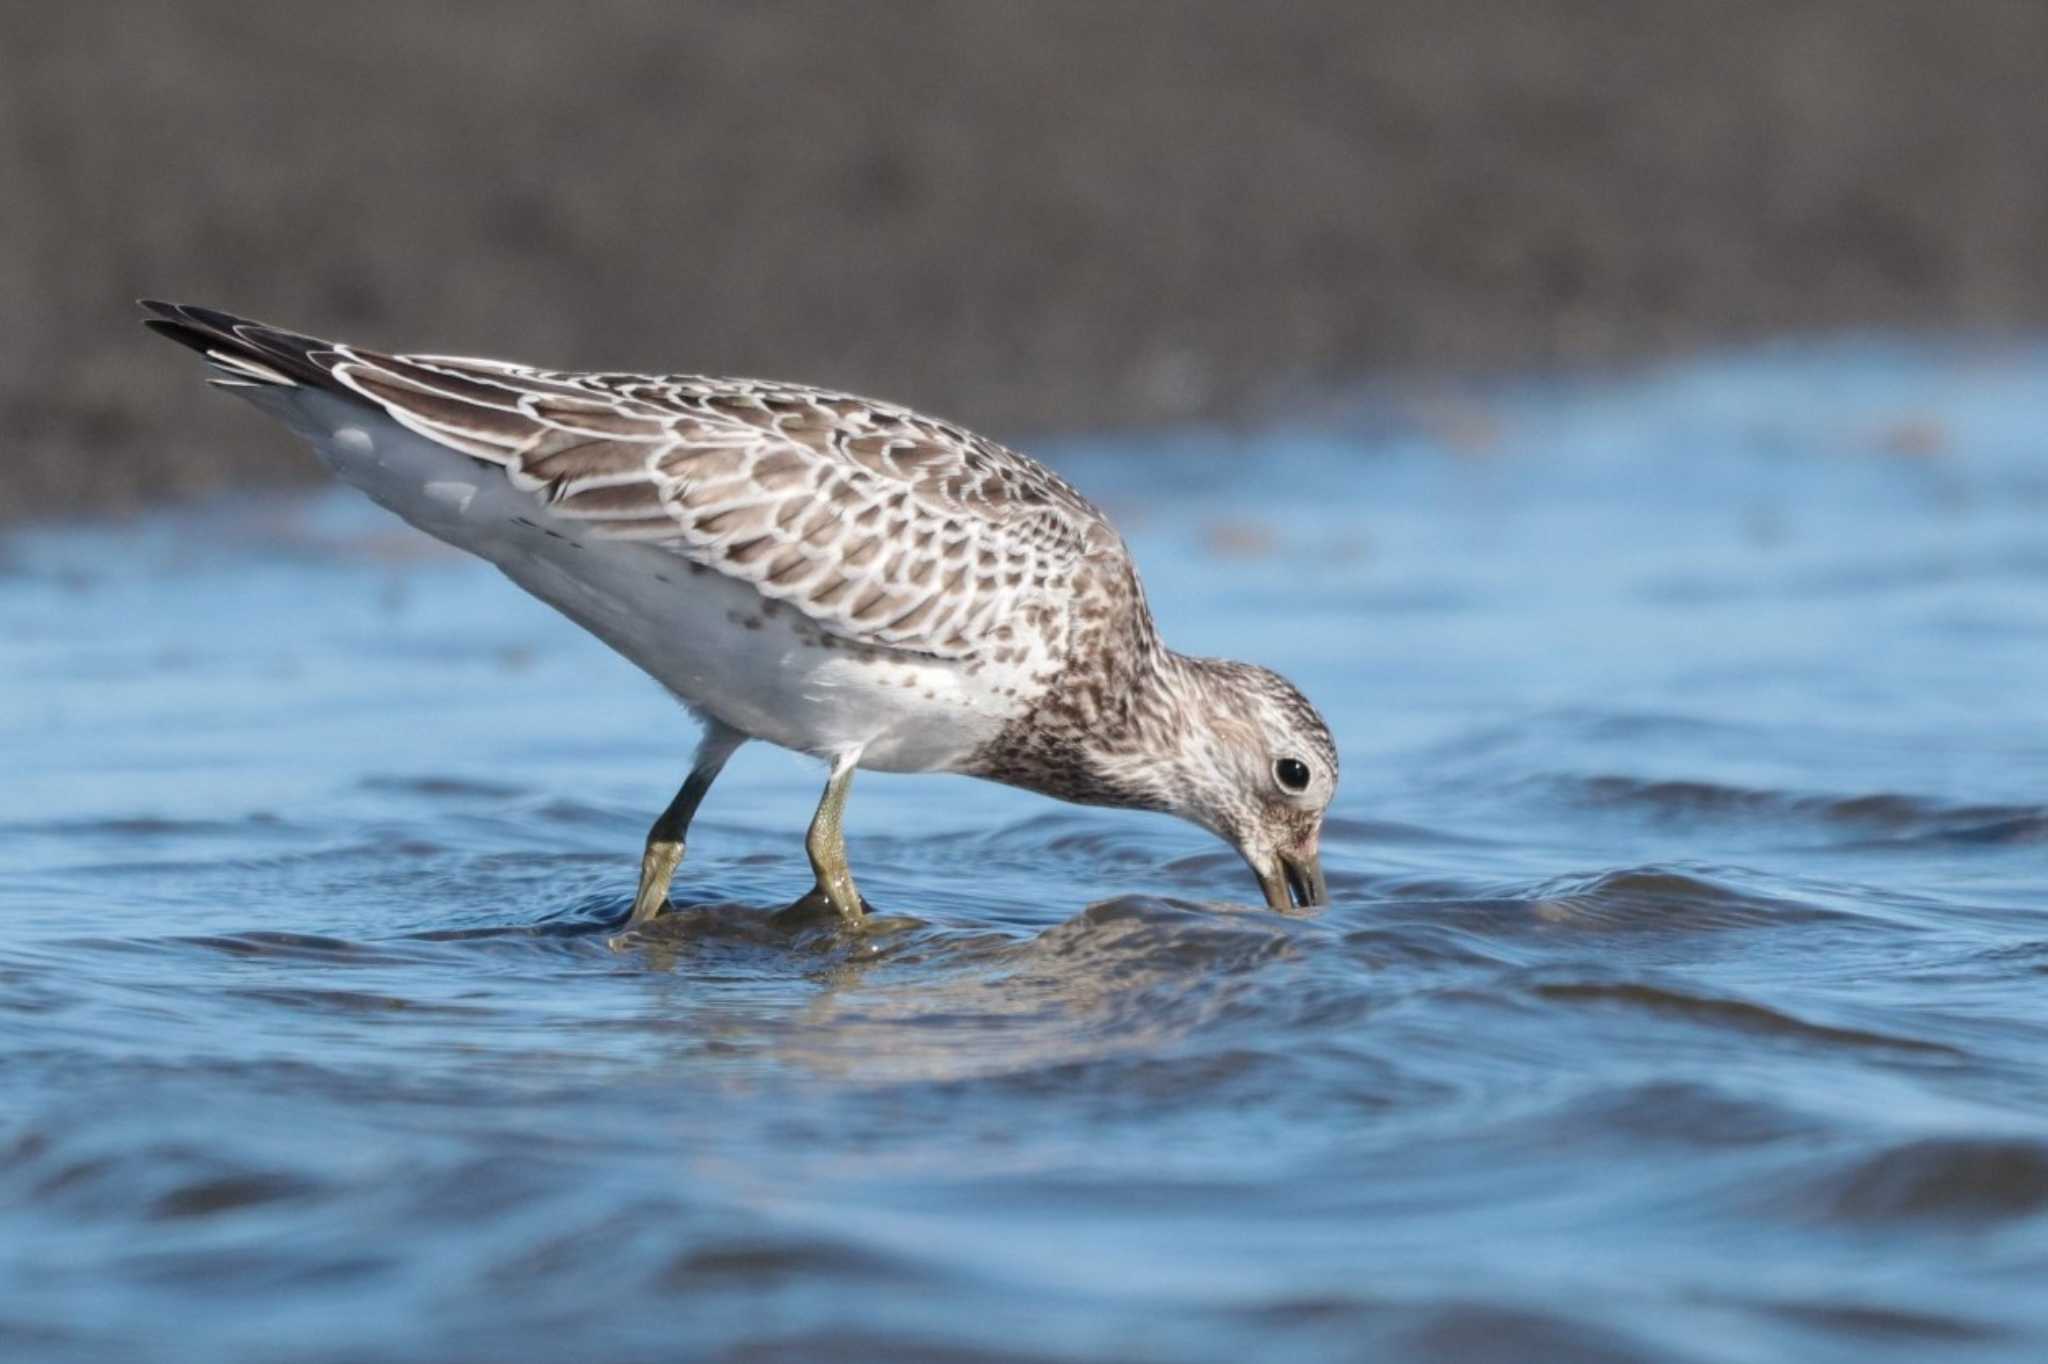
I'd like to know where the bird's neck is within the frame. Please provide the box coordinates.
[967,635,1206,814]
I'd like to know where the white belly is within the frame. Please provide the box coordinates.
[273,392,1018,773]
[491,540,1007,772]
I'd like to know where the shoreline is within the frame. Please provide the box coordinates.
[5,2,2044,521]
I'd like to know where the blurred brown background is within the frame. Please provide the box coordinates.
[3,0,2044,520]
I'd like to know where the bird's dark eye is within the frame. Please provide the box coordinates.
[1275,757,1311,793]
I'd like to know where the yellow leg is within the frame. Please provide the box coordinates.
[798,752,867,925]
[619,724,743,933]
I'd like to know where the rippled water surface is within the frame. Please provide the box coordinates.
[5,343,2048,1362]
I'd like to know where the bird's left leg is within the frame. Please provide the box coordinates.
[620,721,745,933]
[794,750,868,925]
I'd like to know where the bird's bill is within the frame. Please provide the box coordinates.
[1253,847,1328,911]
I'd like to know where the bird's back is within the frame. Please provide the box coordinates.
[142,302,1167,772]
[141,302,1134,666]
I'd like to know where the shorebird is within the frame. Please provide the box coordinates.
[141,302,1335,930]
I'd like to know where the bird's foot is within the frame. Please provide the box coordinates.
[607,898,675,951]
[608,839,686,948]
[608,907,672,950]
[606,920,660,951]
[779,884,872,930]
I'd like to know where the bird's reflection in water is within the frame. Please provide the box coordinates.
[619,894,1313,1087]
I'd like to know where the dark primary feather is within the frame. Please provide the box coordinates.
[139,300,347,391]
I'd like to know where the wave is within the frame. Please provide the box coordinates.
[1794,1136,2048,1227]
[1548,775,2048,846]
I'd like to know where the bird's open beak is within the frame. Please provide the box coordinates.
[1253,847,1328,911]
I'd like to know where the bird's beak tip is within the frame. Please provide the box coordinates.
[1254,848,1328,911]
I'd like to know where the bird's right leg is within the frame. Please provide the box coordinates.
[619,721,745,934]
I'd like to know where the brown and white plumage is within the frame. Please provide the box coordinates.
[142,301,1336,916]
[147,301,1107,660]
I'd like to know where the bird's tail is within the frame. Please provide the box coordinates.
[138,300,348,393]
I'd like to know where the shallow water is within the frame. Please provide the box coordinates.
[4,340,2048,1362]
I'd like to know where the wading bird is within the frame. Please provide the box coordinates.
[143,302,1334,933]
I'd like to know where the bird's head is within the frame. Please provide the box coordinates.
[1164,658,1337,910]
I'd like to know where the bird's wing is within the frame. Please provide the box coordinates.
[141,302,1118,658]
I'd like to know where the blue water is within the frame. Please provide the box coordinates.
[4,340,2047,1362]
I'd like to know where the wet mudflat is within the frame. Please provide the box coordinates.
[3,341,2046,1361]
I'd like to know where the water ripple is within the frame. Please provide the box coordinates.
[8,348,2048,1359]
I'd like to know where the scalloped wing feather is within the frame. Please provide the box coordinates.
[315,349,1118,658]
